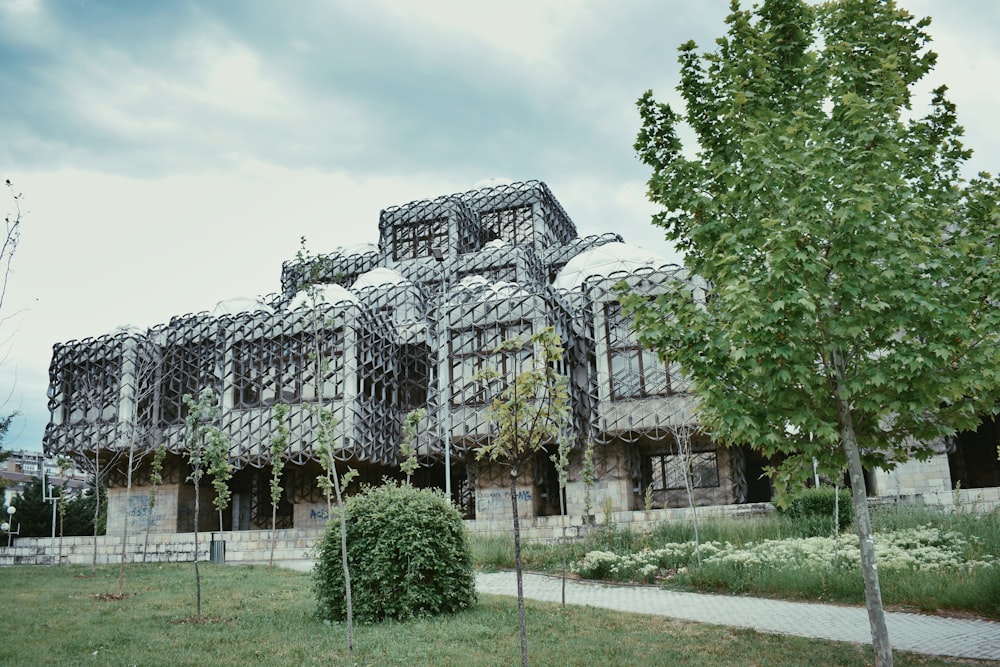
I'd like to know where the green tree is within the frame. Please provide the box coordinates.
[183,388,226,623]
[626,2,1000,665]
[142,443,167,563]
[399,408,426,484]
[298,238,356,660]
[269,404,290,571]
[55,457,71,564]
[9,478,52,537]
[476,327,570,667]
[550,434,571,607]
[205,427,232,532]
[9,477,102,538]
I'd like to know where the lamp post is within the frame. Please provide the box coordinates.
[431,247,452,499]
[42,467,57,539]
[3,505,18,547]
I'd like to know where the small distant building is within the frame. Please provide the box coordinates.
[40,180,1000,537]
[1,449,88,505]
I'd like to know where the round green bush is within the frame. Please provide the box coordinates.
[313,481,477,623]
[776,487,853,535]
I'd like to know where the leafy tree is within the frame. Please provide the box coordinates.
[60,483,105,537]
[399,408,425,484]
[142,443,167,563]
[55,457,71,564]
[10,477,103,538]
[476,327,570,667]
[580,438,596,523]
[9,478,52,537]
[183,388,226,623]
[269,404,290,571]
[550,434,571,607]
[205,427,232,532]
[299,238,356,659]
[626,1,1000,664]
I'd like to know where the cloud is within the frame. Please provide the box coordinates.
[1,0,997,454]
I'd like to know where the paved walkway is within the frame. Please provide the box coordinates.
[274,561,1000,661]
[476,571,1000,662]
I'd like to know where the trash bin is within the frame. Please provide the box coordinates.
[210,534,226,563]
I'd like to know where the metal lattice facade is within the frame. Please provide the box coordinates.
[45,179,759,532]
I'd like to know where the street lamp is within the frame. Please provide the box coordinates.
[431,247,452,499]
[3,505,18,548]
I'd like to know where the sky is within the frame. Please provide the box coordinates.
[1,0,997,453]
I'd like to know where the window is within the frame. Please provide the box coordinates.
[392,217,448,261]
[449,323,532,405]
[59,356,120,425]
[647,450,719,490]
[481,205,534,246]
[158,341,217,426]
[604,302,673,400]
[233,330,343,408]
[398,343,430,410]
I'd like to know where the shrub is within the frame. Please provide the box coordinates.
[776,487,852,535]
[313,481,477,623]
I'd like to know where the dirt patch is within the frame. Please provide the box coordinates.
[93,593,130,602]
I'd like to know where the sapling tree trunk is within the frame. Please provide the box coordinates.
[834,351,892,666]
[269,404,289,572]
[56,457,70,566]
[476,328,570,667]
[300,238,355,659]
[117,436,137,596]
[675,423,702,569]
[143,444,166,564]
[183,388,225,624]
[510,465,528,667]
[91,451,100,574]
[551,435,570,608]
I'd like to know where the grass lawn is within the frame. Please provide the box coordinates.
[2,563,997,666]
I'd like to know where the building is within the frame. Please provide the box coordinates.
[41,180,1000,538]
[1,449,88,506]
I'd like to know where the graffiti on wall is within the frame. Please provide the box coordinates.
[476,489,532,514]
[126,494,157,528]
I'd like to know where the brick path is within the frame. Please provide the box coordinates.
[476,571,1000,661]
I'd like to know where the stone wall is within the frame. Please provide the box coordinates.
[873,453,953,499]
[106,483,181,536]
[0,528,321,566]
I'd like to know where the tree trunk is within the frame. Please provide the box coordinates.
[194,471,202,623]
[118,442,136,597]
[91,452,100,575]
[269,501,277,572]
[677,424,702,568]
[333,462,353,659]
[143,492,153,564]
[833,350,892,667]
[510,467,528,667]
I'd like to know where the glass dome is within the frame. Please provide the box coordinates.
[332,242,379,257]
[288,283,359,309]
[350,267,413,290]
[212,296,275,316]
[552,242,670,291]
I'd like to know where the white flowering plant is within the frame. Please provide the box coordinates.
[573,526,995,585]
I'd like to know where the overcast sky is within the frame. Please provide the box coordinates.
[1,0,997,453]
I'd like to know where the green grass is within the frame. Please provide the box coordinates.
[473,505,1000,619]
[1,563,994,667]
